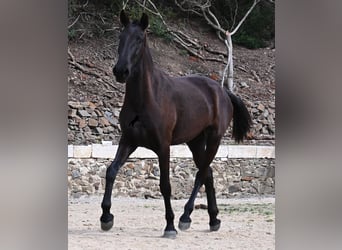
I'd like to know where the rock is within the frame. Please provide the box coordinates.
[68,133,75,141]
[83,127,91,133]
[72,169,81,179]
[79,119,87,128]
[108,117,119,126]
[152,166,160,176]
[88,118,98,127]
[68,109,77,118]
[88,102,97,110]
[91,111,98,118]
[125,169,133,177]
[99,165,107,178]
[77,110,91,117]
[255,123,263,131]
[103,126,114,133]
[80,167,88,175]
[114,109,121,117]
[262,127,269,134]
[99,117,110,126]
[95,109,103,117]
[228,184,241,193]
[82,185,93,194]
[257,103,265,112]
[104,111,119,126]
[95,127,103,135]
[68,101,88,109]
[239,81,249,88]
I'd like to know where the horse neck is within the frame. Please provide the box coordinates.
[125,42,156,109]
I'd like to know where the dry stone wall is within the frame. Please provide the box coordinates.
[68,157,275,199]
[68,99,275,145]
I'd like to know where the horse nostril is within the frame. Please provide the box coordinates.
[112,66,117,76]
[124,69,129,76]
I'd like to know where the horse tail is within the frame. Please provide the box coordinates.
[226,89,252,143]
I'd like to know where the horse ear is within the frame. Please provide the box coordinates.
[120,10,130,27]
[140,13,149,31]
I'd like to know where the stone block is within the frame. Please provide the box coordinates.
[228,145,257,158]
[68,145,73,158]
[92,144,117,158]
[216,145,229,158]
[256,146,275,158]
[170,145,192,158]
[131,147,158,158]
[73,145,92,158]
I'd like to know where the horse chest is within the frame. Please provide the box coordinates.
[119,109,160,147]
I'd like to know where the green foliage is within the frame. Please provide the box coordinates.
[67,0,274,48]
[68,28,77,40]
[233,31,266,49]
[211,0,274,48]
[149,18,172,42]
[125,4,173,42]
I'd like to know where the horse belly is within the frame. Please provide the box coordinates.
[171,114,210,145]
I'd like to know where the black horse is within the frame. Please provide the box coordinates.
[100,10,252,238]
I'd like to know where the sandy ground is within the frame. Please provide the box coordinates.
[68,196,274,250]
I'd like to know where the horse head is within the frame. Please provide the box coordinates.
[113,10,149,83]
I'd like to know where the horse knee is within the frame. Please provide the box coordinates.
[105,165,118,183]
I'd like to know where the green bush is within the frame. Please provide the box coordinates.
[211,0,274,48]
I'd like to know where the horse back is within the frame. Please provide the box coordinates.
[168,75,232,144]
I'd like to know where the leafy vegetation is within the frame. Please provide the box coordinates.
[68,0,274,48]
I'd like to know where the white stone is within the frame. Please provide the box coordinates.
[170,145,192,158]
[216,145,229,158]
[130,147,158,158]
[92,144,117,158]
[80,167,89,175]
[68,145,73,158]
[101,140,113,145]
[73,145,92,158]
[98,165,107,178]
[228,145,257,158]
[256,146,275,158]
[68,144,275,159]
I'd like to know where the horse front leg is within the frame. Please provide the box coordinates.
[100,142,136,231]
[158,147,177,238]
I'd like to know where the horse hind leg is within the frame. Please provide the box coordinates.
[203,133,222,231]
[205,167,221,231]
[179,134,206,231]
[179,131,222,232]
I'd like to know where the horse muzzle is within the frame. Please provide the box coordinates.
[113,65,129,83]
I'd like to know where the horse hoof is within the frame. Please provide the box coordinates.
[209,220,221,232]
[163,230,177,239]
[101,220,114,231]
[178,221,191,231]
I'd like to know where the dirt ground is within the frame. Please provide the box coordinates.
[68,196,275,250]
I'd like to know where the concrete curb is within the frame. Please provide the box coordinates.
[68,141,275,159]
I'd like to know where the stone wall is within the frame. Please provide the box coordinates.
[68,100,275,145]
[68,157,275,199]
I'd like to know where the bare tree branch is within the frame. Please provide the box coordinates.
[68,48,124,93]
[231,0,260,35]
[134,0,227,63]
[68,14,80,29]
